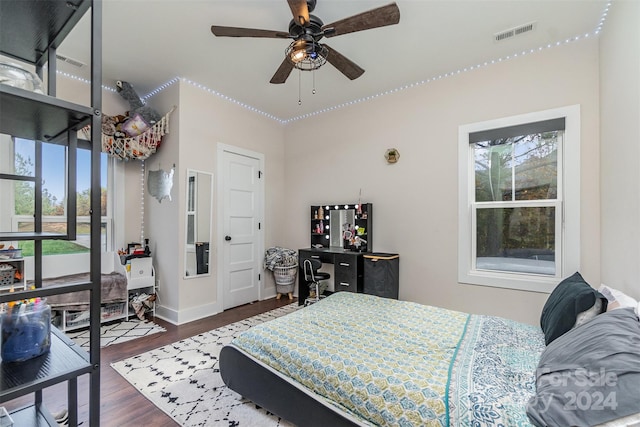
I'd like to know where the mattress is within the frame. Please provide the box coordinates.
[229,292,546,426]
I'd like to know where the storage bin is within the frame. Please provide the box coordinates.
[102,302,126,320]
[0,249,22,260]
[363,253,399,299]
[65,310,90,329]
[0,266,15,288]
[1,301,51,362]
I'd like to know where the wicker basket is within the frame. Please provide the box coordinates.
[273,264,297,286]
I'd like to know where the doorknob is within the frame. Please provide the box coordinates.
[225,235,232,241]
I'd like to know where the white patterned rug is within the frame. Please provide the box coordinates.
[67,319,166,348]
[111,304,299,427]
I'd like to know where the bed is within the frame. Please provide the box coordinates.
[220,283,640,427]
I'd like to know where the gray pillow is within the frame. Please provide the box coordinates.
[527,308,640,427]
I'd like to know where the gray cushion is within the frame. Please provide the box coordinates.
[527,308,640,427]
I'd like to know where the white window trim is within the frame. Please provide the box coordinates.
[458,105,580,293]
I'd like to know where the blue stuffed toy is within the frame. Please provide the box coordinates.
[116,80,161,127]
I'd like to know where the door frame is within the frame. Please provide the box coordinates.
[215,143,265,312]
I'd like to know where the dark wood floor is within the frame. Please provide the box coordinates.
[3,297,297,426]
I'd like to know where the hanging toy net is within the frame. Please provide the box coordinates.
[99,107,175,161]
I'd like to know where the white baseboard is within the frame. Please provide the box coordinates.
[156,302,221,326]
[154,305,178,325]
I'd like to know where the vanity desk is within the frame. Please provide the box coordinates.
[298,248,367,306]
[300,203,400,304]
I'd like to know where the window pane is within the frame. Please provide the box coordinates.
[476,206,555,275]
[16,219,34,232]
[474,132,559,202]
[10,140,67,216]
[71,220,107,252]
[474,142,512,202]
[513,132,558,200]
[77,149,91,216]
[41,143,66,216]
[1,137,35,176]
[77,150,108,216]
[13,180,35,216]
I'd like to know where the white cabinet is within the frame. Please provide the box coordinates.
[124,257,156,320]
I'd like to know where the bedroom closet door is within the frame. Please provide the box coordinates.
[218,144,264,310]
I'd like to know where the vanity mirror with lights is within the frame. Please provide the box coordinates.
[300,203,375,306]
[301,202,399,306]
[310,203,372,252]
[184,170,213,278]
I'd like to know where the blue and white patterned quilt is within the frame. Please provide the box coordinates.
[231,292,544,426]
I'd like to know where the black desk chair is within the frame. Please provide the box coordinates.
[303,258,330,306]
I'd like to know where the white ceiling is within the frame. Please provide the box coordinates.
[58,0,609,121]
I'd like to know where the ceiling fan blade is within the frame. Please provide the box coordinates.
[270,58,295,84]
[322,2,400,38]
[322,44,364,80]
[287,0,310,26]
[211,25,289,38]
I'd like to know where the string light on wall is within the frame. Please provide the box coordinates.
[58,2,611,124]
[179,78,283,122]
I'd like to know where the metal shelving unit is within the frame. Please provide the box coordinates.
[0,0,102,425]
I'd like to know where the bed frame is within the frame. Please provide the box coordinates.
[220,345,361,427]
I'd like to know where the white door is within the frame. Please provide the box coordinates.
[219,145,263,310]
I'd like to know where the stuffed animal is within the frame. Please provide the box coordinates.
[101,115,116,136]
[101,114,130,137]
[116,80,161,125]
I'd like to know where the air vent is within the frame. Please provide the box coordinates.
[55,54,86,68]
[494,22,536,42]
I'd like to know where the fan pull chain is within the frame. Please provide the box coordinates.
[298,69,302,105]
[312,69,316,95]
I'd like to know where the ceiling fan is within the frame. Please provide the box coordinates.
[210,0,400,84]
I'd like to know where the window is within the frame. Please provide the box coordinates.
[458,106,580,293]
[1,136,114,255]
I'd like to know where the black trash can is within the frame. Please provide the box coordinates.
[363,253,399,299]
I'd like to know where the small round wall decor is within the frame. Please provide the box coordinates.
[385,148,400,164]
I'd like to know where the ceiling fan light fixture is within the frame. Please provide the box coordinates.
[285,40,327,71]
[289,40,308,63]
